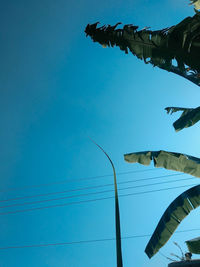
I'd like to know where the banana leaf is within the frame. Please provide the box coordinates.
[190,0,200,10]
[124,150,200,178]
[85,12,200,86]
[145,185,200,258]
[186,236,200,254]
[124,150,200,257]
[165,106,200,131]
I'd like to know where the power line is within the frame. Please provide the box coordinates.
[0,228,199,250]
[0,183,197,216]
[0,177,195,209]
[0,168,159,193]
[0,173,187,203]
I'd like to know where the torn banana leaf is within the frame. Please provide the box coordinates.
[124,150,200,178]
[145,185,200,258]
[190,0,200,10]
[165,106,200,131]
[186,236,200,254]
[85,12,200,86]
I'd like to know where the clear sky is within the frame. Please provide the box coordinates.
[1,0,200,266]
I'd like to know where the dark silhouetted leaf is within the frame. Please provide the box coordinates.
[186,236,200,254]
[145,185,200,258]
[165,106,200,131]
[85,12,200,86]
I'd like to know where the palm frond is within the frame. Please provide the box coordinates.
[124,150,200,178]
[124,150,200,257]
[85,12,200,86]
[165,106,200,131]
[186,236,200,254]
[145,185,200,258]
[189,0,200,10]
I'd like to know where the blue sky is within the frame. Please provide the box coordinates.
[1,0,200,266]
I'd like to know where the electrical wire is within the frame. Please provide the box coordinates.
[0,173,187,203]
[0,177,196,209]
[0,183,198,216]
[0,228,199,250]
[0,168,160,193]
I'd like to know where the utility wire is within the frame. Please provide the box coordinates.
[0,228,199,250]
[0,177,196,209]
[0,173,187,203]
[0,183,198,216]
[0,168,160,193]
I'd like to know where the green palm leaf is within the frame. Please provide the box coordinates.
[124,150,200,178]
[124,150,200,257]
[165,106,200,131]
[189,0,200,10]
[145,185,200,258]
[186,236,200,254]
[85,12,200,86]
